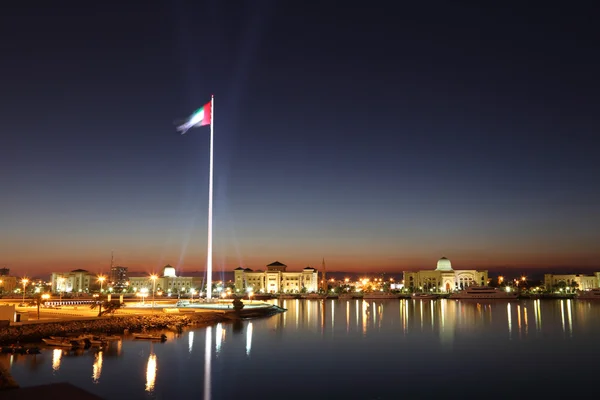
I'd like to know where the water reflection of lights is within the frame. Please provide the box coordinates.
[204,328,212,400]
[215,323,224,354]
[52,348,62,372]
[246,322,253,356]
[567,300,573,336]
[189,331,194,354]
[92,351,103,383]
[523,306,528,336]
[361,300,368,335]
[331,300,335,332]
[346,301,350,334]
[560,300,566,333]
[517,305,522,338]
[507,303,512,339]
[145,353,157,392]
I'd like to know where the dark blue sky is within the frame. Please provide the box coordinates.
[1,1,599,275]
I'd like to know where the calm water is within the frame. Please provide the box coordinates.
[5,299,600,399]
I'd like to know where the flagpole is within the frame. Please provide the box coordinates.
[206,94,214,301]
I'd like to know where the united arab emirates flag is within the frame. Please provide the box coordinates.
[177,101,212,134]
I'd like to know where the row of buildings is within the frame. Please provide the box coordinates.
[32,258,600,296]
[50,265,195,295]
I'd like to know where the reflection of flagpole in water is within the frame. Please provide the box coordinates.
[92,351,103,383]
[246,322,253,356]
[215,323,223,354]
[204,328,212,400]
[507,303,512,340]
[189,331,194,354]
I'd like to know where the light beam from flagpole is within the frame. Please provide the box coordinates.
[207,94,214,301]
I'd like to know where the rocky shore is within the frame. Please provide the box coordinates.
[0,312,228,345]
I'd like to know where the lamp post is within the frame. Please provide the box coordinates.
[150,274,158,311]
[57,277,65,303]
[21,278,29,304]
[98,275,106,293]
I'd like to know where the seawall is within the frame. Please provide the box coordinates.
[0,312,227,345]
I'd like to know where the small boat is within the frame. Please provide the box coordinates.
[42,338,75,347]
[102,335,122,341]
[278,294,298,299]
[449,286,518,300]
[411,293,439,300]
[362,292,400,299]
[301,293,326,300]
[338,293,354,299]
[133,333,167,341]
[576,289,600,300]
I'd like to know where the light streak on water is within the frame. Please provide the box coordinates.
[560,300,566,334]
[52,348,62,372]
[189,331,194,354]
[246,322,253,356]
[567,300,573,337]
[215,324,223,354]
[92,351,103,383]
[507,303,512,340]
[204,328,211,400]
[145,353,157,392]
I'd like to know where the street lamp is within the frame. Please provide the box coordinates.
[97,275,106,293]
[21,278,29,304]
[150,274,158,311]
[57,277,65,302]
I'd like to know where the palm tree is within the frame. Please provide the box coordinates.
[90,300,125,316]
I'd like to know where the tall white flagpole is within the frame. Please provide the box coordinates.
[207,94,214,300]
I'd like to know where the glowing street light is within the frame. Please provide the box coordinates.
[21,278,29,304]
[97,275,106,293]
[150,274,158,311]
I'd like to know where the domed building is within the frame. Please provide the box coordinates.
[403,257,488,292]
[129,264,193,296]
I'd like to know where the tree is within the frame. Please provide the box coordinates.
[90,300,125,316]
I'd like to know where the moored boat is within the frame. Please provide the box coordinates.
[449,286,518,300]
[576,289,600,300]
[302,293,326,300]
[42,338,76,347]
[133,333,167,341]
[362,292,400,299]
[411,293,439,300]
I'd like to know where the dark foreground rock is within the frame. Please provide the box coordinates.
[0,382,104,399]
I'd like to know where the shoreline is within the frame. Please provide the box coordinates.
[0,312,227,345]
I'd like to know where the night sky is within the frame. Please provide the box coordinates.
[1,1,599,276]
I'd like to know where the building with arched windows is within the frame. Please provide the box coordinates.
[403,257,488,292]
[234,261,319,294]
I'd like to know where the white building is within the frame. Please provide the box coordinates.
[403,257,488,292]
[129,265,193,295]
[544,273,600,290]
[51,269,95,294]
[234,261,319,294]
